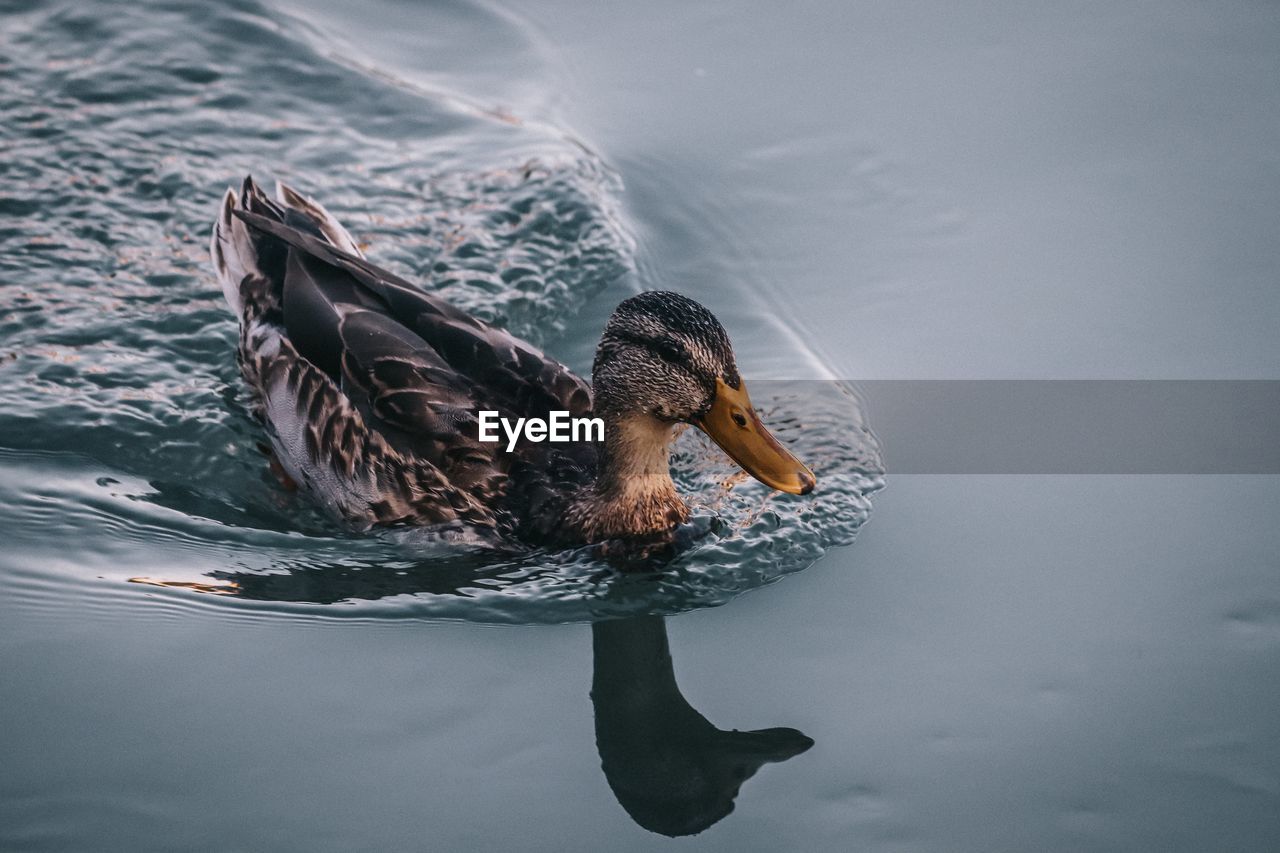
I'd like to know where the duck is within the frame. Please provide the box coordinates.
[209,176,815,547]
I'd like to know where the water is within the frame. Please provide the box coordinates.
[2,0,1279,850]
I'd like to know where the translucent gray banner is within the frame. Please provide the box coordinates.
[753,380,1280,474]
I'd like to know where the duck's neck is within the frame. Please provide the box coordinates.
[567,411,689,541]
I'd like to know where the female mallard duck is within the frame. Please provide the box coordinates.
[210,177,814,546]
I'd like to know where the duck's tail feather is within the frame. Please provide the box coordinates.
[210,175,364,318]
[210,183,254,316]
[275,181,365,259]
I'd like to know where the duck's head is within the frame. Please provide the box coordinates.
[592,291,816,495]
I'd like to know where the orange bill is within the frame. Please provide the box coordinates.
[696,378,816,495]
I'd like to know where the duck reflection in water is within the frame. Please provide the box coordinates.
[592,615,813,837]
[131,565,813,836]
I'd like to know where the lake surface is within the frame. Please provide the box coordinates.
[2,0,1279,850]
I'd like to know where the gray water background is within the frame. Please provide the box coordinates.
[2,0,1279,850]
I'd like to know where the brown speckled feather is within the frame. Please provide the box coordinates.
[211,177,597,538]
[235,273,502,530]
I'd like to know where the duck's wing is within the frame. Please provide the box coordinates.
[231,203,593,422]
[212,177,594,531]
[234,285,500,529]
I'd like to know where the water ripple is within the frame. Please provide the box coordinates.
[0,0,881,625]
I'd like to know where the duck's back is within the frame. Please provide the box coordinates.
[210,177,597,541]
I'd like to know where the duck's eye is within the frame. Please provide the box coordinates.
[654,339,687,365]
